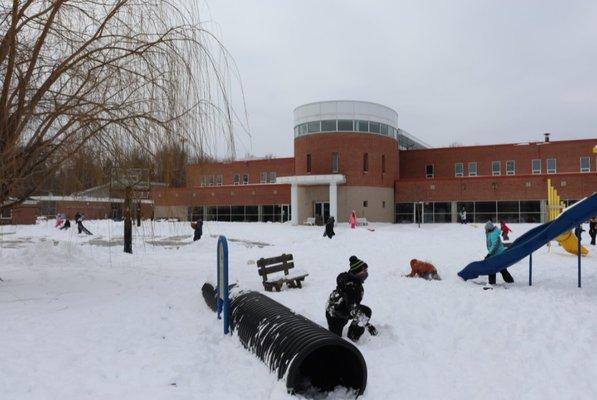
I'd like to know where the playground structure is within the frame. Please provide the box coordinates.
[202,236,367,397]
[458,192,597,286]
[547,178,588,256]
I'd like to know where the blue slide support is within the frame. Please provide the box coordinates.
[458,193,597,281]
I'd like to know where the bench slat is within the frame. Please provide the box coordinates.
[258,263,294,276]
[257,254,293,266]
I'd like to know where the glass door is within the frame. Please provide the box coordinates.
[314,201,330,223]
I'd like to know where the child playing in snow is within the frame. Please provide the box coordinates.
[54,214,63,228]
[326,256,377,342]
[500,220,512,241]
[405,259,441,280]
[485,221,514,284]
[349,210,357,229]
[192,219,203,241]
[589,216,596,245]
[460,208,467,224]
[323,216,335,239]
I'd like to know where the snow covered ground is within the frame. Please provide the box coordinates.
[1,220,596,400]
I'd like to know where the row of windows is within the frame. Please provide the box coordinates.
[188,204,290,223]
[294,119,399,139]
[426,157,593,178]
[395,200,545,223]
[199,172,277,186]
[306,153,386,173]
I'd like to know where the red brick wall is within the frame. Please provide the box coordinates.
[186,158,295,187]
[1,204,39,225]
[294,132,399,187]
[154,184,290,206]
[395,173,597,202]
[56,201,112,220]
[56,201,154,220]
[400,139,596,179]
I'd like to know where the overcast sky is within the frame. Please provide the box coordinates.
[202,0,597,157]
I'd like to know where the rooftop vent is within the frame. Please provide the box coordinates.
[544,133,551,142]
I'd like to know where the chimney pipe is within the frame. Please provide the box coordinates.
[544,133,550,142]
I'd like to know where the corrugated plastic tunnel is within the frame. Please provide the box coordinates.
[201,283,367,396]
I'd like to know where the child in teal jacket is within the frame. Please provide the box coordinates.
[485,221,513,284]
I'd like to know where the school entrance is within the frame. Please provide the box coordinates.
[314,201,330,224]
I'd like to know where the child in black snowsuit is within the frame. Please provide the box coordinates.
[323,216,335,239]
[60,219,71,230]
[193,219,203,241]
[76,213,92,235]
[589,216,597,245]
[326,256,377,342]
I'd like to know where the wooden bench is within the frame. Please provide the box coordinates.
[356,217,368,226]
[303,217,316,225]
[256,254,309,292]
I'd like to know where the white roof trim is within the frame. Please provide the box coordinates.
[31,195,153,204]
[276,174,346,185]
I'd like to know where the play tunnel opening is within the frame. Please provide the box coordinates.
[289,344,367,396]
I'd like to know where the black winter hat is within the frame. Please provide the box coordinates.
[349,255,368,274]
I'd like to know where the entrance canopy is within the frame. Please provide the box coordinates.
[276,174,346,186]
[276,174,346,225]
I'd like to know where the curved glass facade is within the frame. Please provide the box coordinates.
[294,119,399,140]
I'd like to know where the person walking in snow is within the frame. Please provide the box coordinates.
[54,214,63,228]
[485,221,514,285]
[323,216,335,239]
[460,207,467,224]
[589,216,597,246]
[192,219,203,241]
[500,220,512,241]
[326,256,377,342]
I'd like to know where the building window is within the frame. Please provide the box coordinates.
[382,154,386,173]
[363,153,369,172]
[506,160,515,175]
[260,172,268,183]
[425,164,434,179]
[216,175,223,186]
[242,174,249,184]
[1,207,11,219]
[299,124,308,135]
[337,119,353,131]
[321,120,337,132]
[331,152,339,173]
[200,176,206,187]
[468,162,477,177]
[269,172,277,183]
[382,201,386,208]
[307,154,312,173]
[207,175,214,186]
[357,120,369,132]
[369,122,381,133]
[492,161,501,176]
[546,158,556,174]
[580,156,590,172]
[307,121,320,133]
[380,124,389,135]
[532,159,541,174]
[455,162,463,177]
[363,201,368,208]
[233,174,240,185]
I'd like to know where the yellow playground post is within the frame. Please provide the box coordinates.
[547,178,589,256]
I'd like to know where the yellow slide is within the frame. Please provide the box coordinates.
[555,231,589,256]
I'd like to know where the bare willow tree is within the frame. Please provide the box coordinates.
[0,0,244,210]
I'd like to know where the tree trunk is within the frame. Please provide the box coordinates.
[136,201,141,227]
[124,186,133,254]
